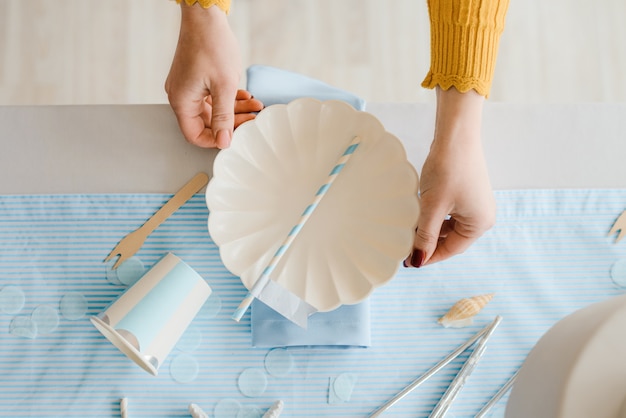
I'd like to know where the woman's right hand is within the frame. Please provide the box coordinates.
[166,3,262,149]
[405,87,496,267]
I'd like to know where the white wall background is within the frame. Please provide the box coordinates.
[1,0,624,105]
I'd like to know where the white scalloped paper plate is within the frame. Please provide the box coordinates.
[206,98,419,312]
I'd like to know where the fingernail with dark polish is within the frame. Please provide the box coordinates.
[410,249,425,268]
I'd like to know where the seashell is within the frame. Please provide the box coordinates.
[438,293,495,328]
[188,403,209,418]
[263,400,285,418]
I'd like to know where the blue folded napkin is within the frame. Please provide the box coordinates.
[251,299,371,349]
[246,64,366,111]
[246,65,370,348]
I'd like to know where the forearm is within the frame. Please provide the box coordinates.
[179,0,230,37]
[432,87,484,151]
[176,0,231,14]
[422,0,510,98]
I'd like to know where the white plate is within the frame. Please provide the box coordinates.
[206,98,419,312]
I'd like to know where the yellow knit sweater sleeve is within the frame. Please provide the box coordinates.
[421,0,509,98]
[175,0,231,14]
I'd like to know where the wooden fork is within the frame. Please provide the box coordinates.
[609,209,626,243]
[104,172,209,269]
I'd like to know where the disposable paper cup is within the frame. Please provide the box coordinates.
[91,252,211,376]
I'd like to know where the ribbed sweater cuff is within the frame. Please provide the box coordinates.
[421,0,509,98]
[176,0,231,14]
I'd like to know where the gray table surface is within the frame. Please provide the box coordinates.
[1,102,625,194]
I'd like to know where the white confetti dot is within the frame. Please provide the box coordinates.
[116,256,145,286]
[200,292,222,319]
[10,316,37,339]
[214,398,241,418]
[610,258,626,288]
[238,368,267,397]
[104,259,122,285]
[264,348,294,377]
[31,305,59,334]
[0,285,25,314]
[169,353,199,384]
[332,373,358,402]
[59,292,88,320]
[236,406,263,418]
[175,324,203,353]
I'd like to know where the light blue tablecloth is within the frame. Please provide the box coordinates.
[0,189,625,417]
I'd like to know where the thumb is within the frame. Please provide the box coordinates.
[209,85,238,149]
[406,201,449,268]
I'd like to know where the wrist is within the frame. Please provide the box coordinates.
[177,0,230,14]
[179,0,231,52]
[432,87,484,149]
[181,0,227,25]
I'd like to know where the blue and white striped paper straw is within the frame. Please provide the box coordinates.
[232,135,362,322]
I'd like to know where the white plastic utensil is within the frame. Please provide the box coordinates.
[475,370,518,418]
[368,316,502,417]
[429,316,502,418]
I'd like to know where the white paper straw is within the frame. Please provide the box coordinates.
[232,135,361,322]
[120,397,128,418]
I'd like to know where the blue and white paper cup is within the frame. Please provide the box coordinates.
[91,253,211,376]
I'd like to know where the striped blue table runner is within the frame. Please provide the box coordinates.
[0,190,624,417]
